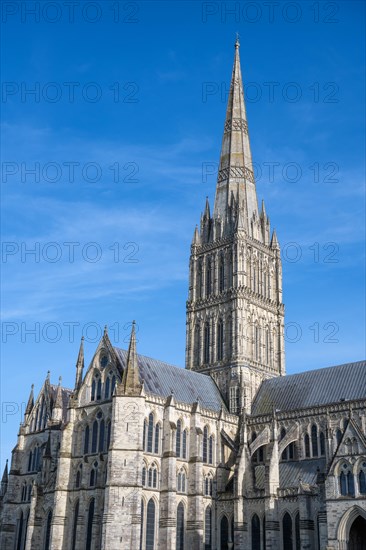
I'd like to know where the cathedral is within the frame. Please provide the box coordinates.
[1,40,365,550]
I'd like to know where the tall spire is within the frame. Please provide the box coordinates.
[213,39,258,226]
[74,336,84,391]
[121,321,142,396]
[25,384,34,415]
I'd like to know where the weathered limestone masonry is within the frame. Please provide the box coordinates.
[1,40,365,550]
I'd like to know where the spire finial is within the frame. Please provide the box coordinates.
[235,32,240,48]
[104,325,108,336]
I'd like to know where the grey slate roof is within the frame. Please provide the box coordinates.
[252,361,366,416]
[114,348,226,412]
[279,458,326,488]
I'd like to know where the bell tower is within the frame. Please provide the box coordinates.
[185,39,285,413]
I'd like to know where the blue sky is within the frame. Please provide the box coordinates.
[1,0,365,470]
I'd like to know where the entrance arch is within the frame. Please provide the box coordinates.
[349,516,366,550]
[337,506,366,549]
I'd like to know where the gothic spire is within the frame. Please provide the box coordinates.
[121,321,142,396]
[213,38,258,227]
[204,196,210,219]
[25,384,34,415]
[192,225,200,246]
[74,336,84,391]
[270,229,280,250]
[1,460,8,484]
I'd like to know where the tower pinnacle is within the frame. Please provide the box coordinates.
[121,321,142,396]
[74,336,84,391]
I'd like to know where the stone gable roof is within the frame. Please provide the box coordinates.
[251,360,366,416]
[114,348,227,412]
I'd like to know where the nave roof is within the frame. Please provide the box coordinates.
[251,360,366,416]
[114,347,227,412]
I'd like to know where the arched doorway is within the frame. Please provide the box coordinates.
[349,516,366,550]
[221,515,229,550]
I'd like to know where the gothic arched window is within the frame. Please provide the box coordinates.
[336,428,342,445]
[91,372,102,402]
[21,483,27,502]
[16,511,24,550]
[148,464,158,489]
[182,429,187,459]
[359,463,366,494]
[251,513,260,550]
[104,375,110,400]
[28,451,33,472]
[145,499,155,550]
[71,500,79,550]
[91,420,98,453]
[198,260,203,299]
[204,322,210,364]
[219,256,225,292]
[266,329,270,365]
[319,431,325,456]
[98,419,105,453]
[142,465,146,487]
[89,462,98,487]
[111,375,116,396]
[177,469,186,493]
[217,319,224,361]
[226,315,232,360]
[86,499,95,550]
[203,426,208,463]
[106,420,111,450]
[44,511,52,550]
[295,512,300,550]
[339,463,354,496]
[176,420,182,457]
[140,500,144,550]
[221,515,229,550]
[205,506,212,550]
[154,424,160,454]
[282,512,293,550]
[75,464,82,488]
[208,435,214,465]
[311,425,318,457]
[304,434,310,458]
[194,324,200,367]
[206,259,212,298]
[147,413,154,453]
[176,502,185,550]
[204,473,213,496]
[255,326,261,361]
[84,425,90,455]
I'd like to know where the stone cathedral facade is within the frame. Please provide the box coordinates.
[1,41,365,550]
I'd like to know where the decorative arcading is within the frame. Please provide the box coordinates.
[217,166,255,184]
